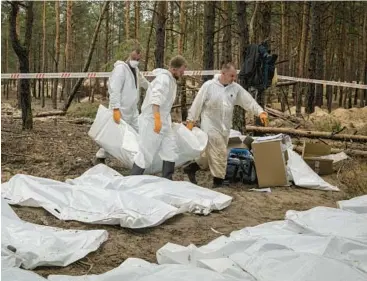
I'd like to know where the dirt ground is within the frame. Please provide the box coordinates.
[1,99,367,278]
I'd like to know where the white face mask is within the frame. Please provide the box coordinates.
[129,60,139,68]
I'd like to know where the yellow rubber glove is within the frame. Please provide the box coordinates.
[186,121,194,131]
[259,112,269,127]
[113,109,121,124]
[153,112,162,134]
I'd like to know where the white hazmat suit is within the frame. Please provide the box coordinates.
[133,68,178,171]
[187,74,264,179]
[96,60,149,159]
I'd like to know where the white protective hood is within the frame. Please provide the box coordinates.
[108,60,149,116]
[140,68,177,116]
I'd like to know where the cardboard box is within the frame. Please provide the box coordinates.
[252,139,289,188]
[302,142,333,175]
[227,136,248,149]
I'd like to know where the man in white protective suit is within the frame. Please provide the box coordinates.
[95,46,150,164]
[184,62,269,188]
[130,55,188,180]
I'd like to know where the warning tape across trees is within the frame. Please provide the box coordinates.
[1,70,366,90]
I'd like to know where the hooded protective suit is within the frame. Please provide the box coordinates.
[133,68,178,169]
[108,60,149,130]
[187,74,264,179]
[96,60,149,159]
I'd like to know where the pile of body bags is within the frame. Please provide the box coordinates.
[2,195,367,280]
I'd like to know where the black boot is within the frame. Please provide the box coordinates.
[130,163,145,175]
[183,162,200,184]
[162,161,175,180]
[213,177,225,188]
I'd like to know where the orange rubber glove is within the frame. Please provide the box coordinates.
[153,112,162,134]
[113,109,121,124]
[259,112,269,127]
[186,121,194,131]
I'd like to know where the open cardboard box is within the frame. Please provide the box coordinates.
[302,142,333,175]
[252,139,289,188]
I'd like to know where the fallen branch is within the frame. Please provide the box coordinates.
[293,146,367,157]
[34,110,65,117]
[12,111,66,119]
[245,126,367,142]
[68,117,94,125]
[265,106,301,124]
[331,126,346,136]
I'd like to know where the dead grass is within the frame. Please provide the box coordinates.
[66,102,102,119]
[337,159,367,197]
[312,117,343,132]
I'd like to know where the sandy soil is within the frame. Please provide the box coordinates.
[1,102,367,278]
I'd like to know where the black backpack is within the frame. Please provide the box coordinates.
[225,148,257,185]
[239,41,278,90]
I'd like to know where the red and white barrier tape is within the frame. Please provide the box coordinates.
[1,71,366,89]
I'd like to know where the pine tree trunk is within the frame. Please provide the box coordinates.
[307,1,322,113]
[118,2,122,43]
[4,23,10,99]
[134,1,140,41]
[52,0,60,109]
[103,2,110,100]
[360,6,367,107]
[314,3,323,107]
[155,1,167,68]
[125,1,130,39]
[215,6,220,70]
[234,1,249,133]
[280,1,287,74]
[338,4,346,107]
[249,2,258,43]
[37,32,41,100]
[191,2,198,62]
[169,2,174,56]
[236,1,249,65]
[203,2,216,81]
[144,2,157,71]
[65,0,73,100]
[220,1,232,65]
[31,34,36,99]
[178,1,185,55]
[9,2,34,129]
[41,0,46,108]
[16,13,21,108]
[183,6,189,53]
[296,1,311,116]
[327,85,333,112]
[177,1,186,120]
[260,2,271,43]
